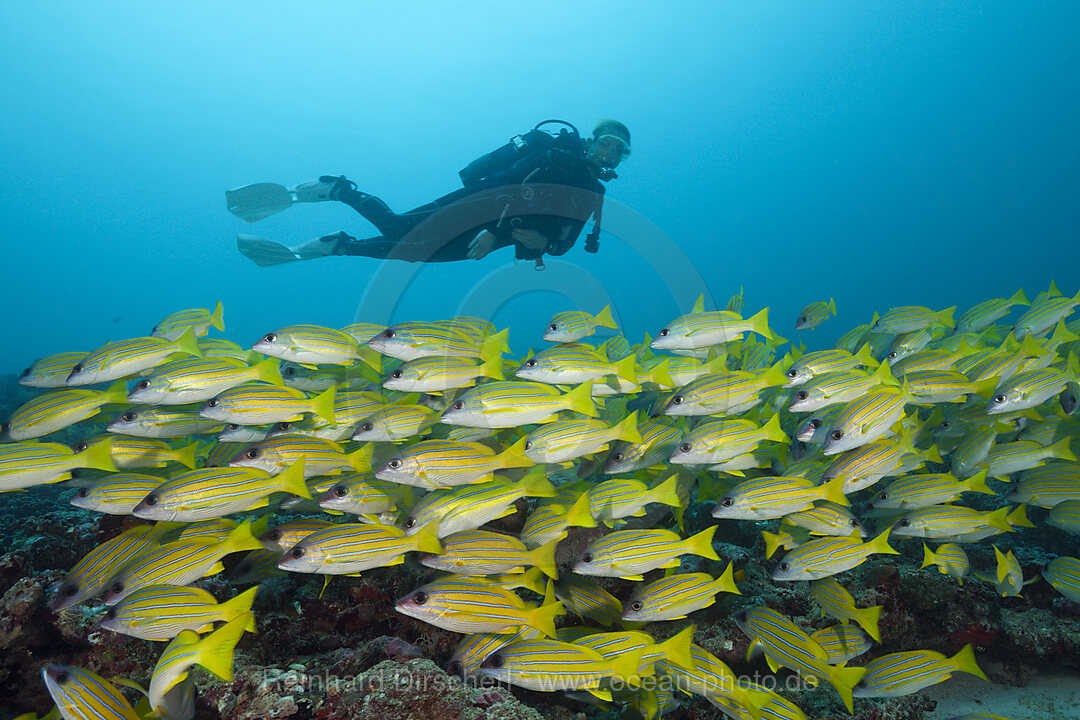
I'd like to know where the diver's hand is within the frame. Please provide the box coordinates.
[512,228,548,250]
[468,230,496,260]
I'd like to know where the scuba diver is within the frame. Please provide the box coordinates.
[228,119,630,269]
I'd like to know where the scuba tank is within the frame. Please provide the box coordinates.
[459,120,583,187]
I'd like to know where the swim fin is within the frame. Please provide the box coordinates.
[225,178,339,223]
[236,234,302,266]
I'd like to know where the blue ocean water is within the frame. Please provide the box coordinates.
[2,1,1077,369]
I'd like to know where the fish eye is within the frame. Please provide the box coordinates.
[887,352,898,360]
[797,316,806,324]
[383,330,397,339]
[404,517,416,529]
[388,459,402,469]
[227,423,240,430]
[144,494,158,506]
[721,498,734,507]
[851,519,861,527]
[452,401,465,411]
[55,671,70,684]
[489,654,504,668]
[111,582,124,594]
[830,430,843,441]
[658,329,669,337]
[525,358,538,367]
[412,591,429,605]
[448,660,463,675]
[206,399,219,408]
[993,394,1007,404]
[284,367,296,377]
[672,395,684,405]
[122,411,137,422]
[361,422,374,432]
[72,364,84,373]
[245,448,260,459]
[62,584,78,596]
[809,419,821,430]
[290,547,305,558]
[391,369,403,379]
[19,367,30,378]
[269,530,282,541]
[548,323,558,332]
[611,452,623,462]
[582,553,594,563]
[76,488,89,498]
[333,485,348,497]
[73,442,88,452]
[786,369,799,378]
[630,600,643,611]
[524,441,532,450]
[679,442,692,453]
[778,563,789,571]
[136,379,151,390]
[796,391,808,400]
[899,519,910,527]
[263,333,277,343]
[878,492,888,500]
[941,421,952,429]
[104,608,117,619]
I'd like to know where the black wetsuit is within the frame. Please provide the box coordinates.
[330,132,606,263]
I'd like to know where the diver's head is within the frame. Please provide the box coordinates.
[586,119,630,174]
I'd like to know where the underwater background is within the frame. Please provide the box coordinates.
[2,2,1080,719]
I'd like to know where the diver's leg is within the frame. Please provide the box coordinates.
[316,175,412,238]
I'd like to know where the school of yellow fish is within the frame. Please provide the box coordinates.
[6,282,1080,720]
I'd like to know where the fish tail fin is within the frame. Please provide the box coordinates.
[529,599,565,638]
[194,612,251,681]
[937,306,957,329]
[1009,288,1030,306]
[649,473,683,509]
[966,469,995,496]
[872,360,899,387]
[610,410,642,445]
[716,560,741,595]
[920,543,939,569]
[253,356,284,386]
[563,490,597,529]
[520,466,557,498]
[758,361,790,389]
[411,521,442,555]
[853,342,880,368]
[1006,503,1036,528]
[173,441,200,469]
[527,538,559,580]
[309,386,337,423]
[761,413,789,444]
[276,460,311,499]
[749,307,785,345]
[949,643,988,681]
[611,355,639,385]
[496,437,534,470]
[854,604,882,643]
[221,518,264,555]
[971,377,998,402]
[647,359,675,388]
[563,380,598,417]
[347,443,374,472]
[219,587,259,631]
[868,528,899,556]
[829,664,867,714]
[762,530,785,560]
[609,648,651,686]
[685,525,720,561]
[986,505,1014,533]
[79,440,118,472]
[174,327,203,358]
[209,300,226,331]
[479,353,505,381]
[658,624,696,670]
[481,329,510,361]
[1049,437,1077,462]
[820,475,850,506]
[594,304,618,329]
